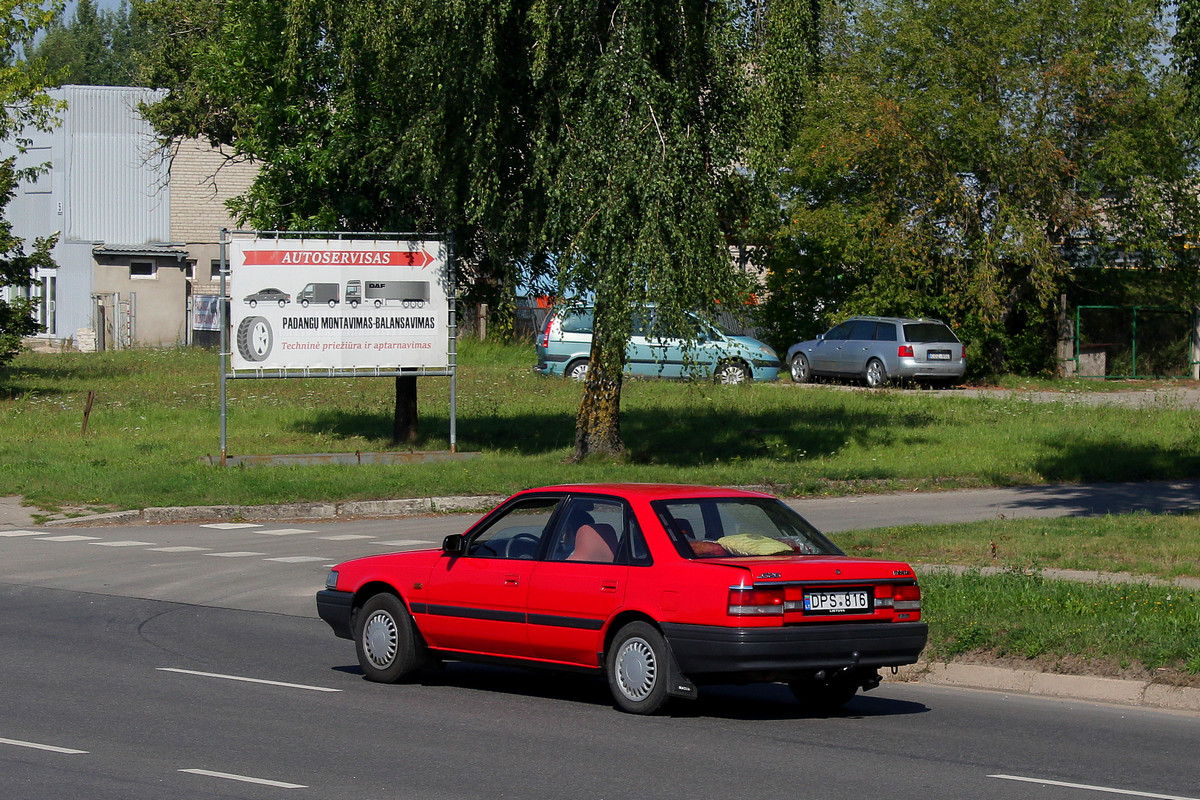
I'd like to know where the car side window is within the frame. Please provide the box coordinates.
[630,310,651,338]
[560,311,594,334]
[547,497,626,564]
[848,320,877,340]
[824,322,853,341]
[875,323,898,341]
[467,497,562,559]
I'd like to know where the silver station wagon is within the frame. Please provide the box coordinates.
[786,316,966,388]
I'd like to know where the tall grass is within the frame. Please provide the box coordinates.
[3,341,1200,512]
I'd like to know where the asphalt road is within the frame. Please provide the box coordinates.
[3,482,1200,798]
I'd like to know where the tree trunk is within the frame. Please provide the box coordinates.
[393,376,418,445]
[571,327,625,461]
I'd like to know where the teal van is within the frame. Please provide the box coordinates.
[535,306,781,384]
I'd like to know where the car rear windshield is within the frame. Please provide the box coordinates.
[902,322,959,343]
[651,498,842,559]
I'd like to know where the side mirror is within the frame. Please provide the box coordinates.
[816,334,825,341]
[442,533,466,555]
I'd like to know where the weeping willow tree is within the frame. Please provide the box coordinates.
[530,0,761,460]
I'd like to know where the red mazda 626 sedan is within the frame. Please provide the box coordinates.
[317,484,927,714]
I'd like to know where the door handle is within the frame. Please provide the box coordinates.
[504,574,520,586]
[600,580,618,593]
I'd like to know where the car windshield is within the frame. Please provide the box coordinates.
[651,498,842,559]
[903,322,959,343]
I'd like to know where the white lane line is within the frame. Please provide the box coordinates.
[990,775,1200,800]
[146,546,211,553]
[317,534,374,541]
[0,737,88,754]
[156,667,341,693]
[372,539,436,547]
[254,528,314,536]
[179,768,306,789]
[204,551,268,558]
[90,540,155,547]
[264,556,328,563]
[0,530,43,537]
[200,522,262,530]
[36,535,100,542]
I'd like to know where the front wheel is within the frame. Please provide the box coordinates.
[354,594,426,683]
[606,622,671,714]
[864,358,888,389]
[715,360,750,385]
[789,353,810,383]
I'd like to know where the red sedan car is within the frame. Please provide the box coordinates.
[317,484,927,714]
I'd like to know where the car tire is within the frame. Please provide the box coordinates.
[354,593,426,683]
[278,299,287,308]
[790,353,810,383]
[300,299,310,308]
[787,674,859,713]
[248,299,258,308]
[607,622,671,715]
[236,316,273,362]
[715,360,750,385]
[864,358,888,389]
[565,359,589,381]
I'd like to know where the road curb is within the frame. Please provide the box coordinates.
[886,662,1200,713]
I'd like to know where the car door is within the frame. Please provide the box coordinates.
[811,321,853,374]
[624,309,663,377]
[421,495,563,659]
[840,319,881,375]
[526,496,632,667]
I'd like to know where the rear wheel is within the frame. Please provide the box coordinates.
[864,358,888,389]
[565,359,589,381]
[789,353,810,383]
[354,594,425,683]
[607,622,670,715]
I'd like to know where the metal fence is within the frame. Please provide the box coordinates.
[1072,305,1197,379]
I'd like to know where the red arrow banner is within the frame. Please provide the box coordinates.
[241,249,434,268]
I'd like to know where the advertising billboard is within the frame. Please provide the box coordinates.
[228,237,451,371]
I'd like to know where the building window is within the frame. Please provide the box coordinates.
[130,261,157,279]
[184,260,195,279]
[210,260,222,280]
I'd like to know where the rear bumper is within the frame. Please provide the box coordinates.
[316,589,355,640]
[891,358,965,380]
[661,621,928,677]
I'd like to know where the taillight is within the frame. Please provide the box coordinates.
[728,585,785,616]
[540,314,554,348]
[898,345,914,358]
[893,583,921,612]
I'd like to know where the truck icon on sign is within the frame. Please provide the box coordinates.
[363,280,430,308]
[297,282,339,308]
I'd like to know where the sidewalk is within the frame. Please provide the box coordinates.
[2,491,1198,715]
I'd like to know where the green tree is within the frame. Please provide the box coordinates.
[767,0,1200,373]
[2,0,63,371]
[25,0,148,86]
[530,0,757,459]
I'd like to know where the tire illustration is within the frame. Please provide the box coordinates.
[236,316,273,362]
[790,353,810,383]
[247,299,258,308]
[354,593,426,683]
[606,622,671,714]
[864,358,888,389]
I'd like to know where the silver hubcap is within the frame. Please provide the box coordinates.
[251,323,270,355]
[718,365,744,385]
[568,363,588,380]
[363,611,398,669]
[615,637,657,701]
[867,362,884,386]
[791,357,807,381]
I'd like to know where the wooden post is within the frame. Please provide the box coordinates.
[81,390,95,436]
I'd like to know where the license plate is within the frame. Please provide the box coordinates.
[928,351,951,360]
[804,589,871,614]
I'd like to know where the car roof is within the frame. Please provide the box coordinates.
[514,483,774,501]
[842,315,949,325]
